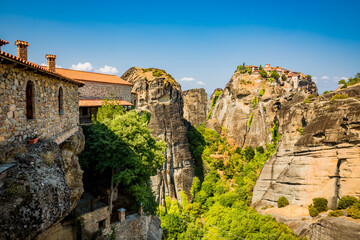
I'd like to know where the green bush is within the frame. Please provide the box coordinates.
[338,79,347,85]
[259,88,265,97]
[322,90,333,95]
[330,94,348,101]
[260,69,267,78]
[248,113,254,129]
[308,204,319,217]
[297,127,303,135]
[313,197,328,213]
[251,96,258,109]
[327,210,344,217]
[256,146,265,154]
[304,94,316,104]
[244,146,255,162]
[277,196,289,208]
[282,74,287,81]
[337,195,359,209]
[270,70,280,80]
[346,202,360,219]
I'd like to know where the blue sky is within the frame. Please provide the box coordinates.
[1,0,360,95]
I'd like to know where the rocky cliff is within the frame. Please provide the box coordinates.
[0,129,85,239]
[206,71,317,148]
[121,67,195,203]
[252,84,360,209]
[183,88,208,128]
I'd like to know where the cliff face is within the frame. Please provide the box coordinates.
[183,88,208,127]
[0,129,85,239]
[121,67,195,203]
[252,84,360,209]
[206,72,317,148]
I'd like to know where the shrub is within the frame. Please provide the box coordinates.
[346,202,360,219]
[322,90,333,95]
[248,113,254,129]
[313,197,328,213]
[304,94,316,104]
[277,196,289,208]
[297,127,303,135]
[308,204,319,217]
[327,210,344,217]
[259,88,265,97]
[282,74,287,81]
[256,146,265,154]
[251,96,258,109]
[260,69,267,78]
[338,79,347,85]
[337,195,359,209]
[244,146,255,162]
[330,94,348,101]
[270,70,280,80]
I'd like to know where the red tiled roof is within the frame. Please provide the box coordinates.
[288,73,299,77]
[0,39,9,46]
[0,51,84,86]
[56,68,133,86]
[79,99,133,107]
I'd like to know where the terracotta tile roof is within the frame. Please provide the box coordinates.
[131,91,138,95]
[56,68,133,86]
[288,73,299,77]
[0,51,84,86]
[0,39,9,46]
[79,99,133,107]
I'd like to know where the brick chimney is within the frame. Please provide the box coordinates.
[14,40,29,60]
[46,54,56,72]
[0,39,9,51]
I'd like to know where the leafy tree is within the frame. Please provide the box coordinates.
[260,69,267,78]
[338,79,347,85]
[282,74,287,81]
[190,176,201,199]
[244,146,255,162]
[80,100,166,214]
[271,70,280,80]
[256,146,265,154]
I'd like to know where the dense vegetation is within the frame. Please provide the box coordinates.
[80,100,167,214]
[159,124,302,239]
[338,73,360,88]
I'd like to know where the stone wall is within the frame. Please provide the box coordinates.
[81,206,111,237]
[0,63,79,146]
[79,82,132,103]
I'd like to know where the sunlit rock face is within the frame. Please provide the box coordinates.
[252,84,360,209]
[122,67,195,203]
[183,88,208,128]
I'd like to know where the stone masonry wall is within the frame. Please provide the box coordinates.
[0,63,79,146]
[79,82,132,103]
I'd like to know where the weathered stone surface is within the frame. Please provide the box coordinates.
[121,67,195,203]
[114,214,162,240]
[183,88,207,127]
[252,84,360,209]
[207,72,317,148]
[0,130,85,240]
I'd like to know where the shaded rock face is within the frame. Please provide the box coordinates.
[252,84,360,209]
[0,130,85,239]
[121,67,195,203]
[183,88,208,128]
[114,214,162,240]
[207,72,317,148]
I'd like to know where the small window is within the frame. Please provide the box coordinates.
[81,107,88,116]
[98,219,106,230]
[26,81,34,119]
[58,87,64,114]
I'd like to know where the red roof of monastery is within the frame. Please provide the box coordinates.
[0,51,84,86]
[79,99,133,107]
[0,39,9,46]
[56,68,133,86]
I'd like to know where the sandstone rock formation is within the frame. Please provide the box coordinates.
[252,84,360,209]
[0,130,85,239]
[121,67,195,203]
[207,72,317,148]
[183,88,208,128]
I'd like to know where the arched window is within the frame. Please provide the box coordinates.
[58,87,64,114]
[26,81,34,119]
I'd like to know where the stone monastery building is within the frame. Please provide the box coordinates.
[0,38,135,144]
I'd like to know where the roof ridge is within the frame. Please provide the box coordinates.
[56,68,120,77]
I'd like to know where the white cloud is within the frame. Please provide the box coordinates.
[196,81,206,86]
[179,77,195,82]
[71,62,93,71]
[321,76,329,80]
[312,76,318,80]
[41,63,62,68]
[341,77,349,80]
[97,65,118,74]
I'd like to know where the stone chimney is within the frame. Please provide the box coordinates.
[0,39,9,51]
[14,40,29,60]
[46,54,56,72]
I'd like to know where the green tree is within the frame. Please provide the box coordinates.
[282,74,287,81]
[260,69,267,78]
[190,176,201,199]
[271,70,280,80]
[80,100,167,214]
